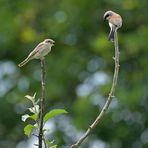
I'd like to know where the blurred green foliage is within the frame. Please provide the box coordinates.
[0,0,148,148]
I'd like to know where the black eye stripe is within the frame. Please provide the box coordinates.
[105,14,110,19]
[46,40,51,43]
[45,39,54,44]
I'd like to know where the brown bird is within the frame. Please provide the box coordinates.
[104,10,122,42]
[18,39,55,67]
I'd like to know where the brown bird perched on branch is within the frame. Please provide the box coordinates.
[104,10,122,42]
[18,39,55,67]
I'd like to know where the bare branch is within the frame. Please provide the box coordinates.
[38,58,46,148]
[71,30,120,148]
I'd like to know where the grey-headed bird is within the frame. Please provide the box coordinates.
[104,10,122,42]
[18,39,55,67]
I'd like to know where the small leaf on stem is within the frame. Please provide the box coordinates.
[24,124,36,137]
[30,113,38,121]
[25,92,36,103]
[22,114,30,122]
[45,140,57,148]
[28,105,39,114]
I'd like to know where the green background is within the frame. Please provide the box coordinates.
[0,0,148,148]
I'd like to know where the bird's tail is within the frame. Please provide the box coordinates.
[108,26,116,42]
[18,58,30,67]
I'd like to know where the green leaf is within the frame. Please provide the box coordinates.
[33,123,38,128]
[25,92,36,103]
[28,105,39,114]
[43,109,68,123]
[22,114,30,122]
[24,124,35,137]
[21,113,38,122]
[50,145,57,148]
[25,95,33,100]
[45,140,57,148]
[46,140,52,147]
[30,113,38,121]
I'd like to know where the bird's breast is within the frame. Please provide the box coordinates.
[35,44,51,59]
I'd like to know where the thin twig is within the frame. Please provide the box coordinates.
[43,136,47,148]
[32,133,39,138]
[38,58,46,148]
[71,30,120,148]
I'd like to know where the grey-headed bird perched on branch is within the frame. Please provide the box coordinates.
[18,39,55,67]
[104,10,122,42]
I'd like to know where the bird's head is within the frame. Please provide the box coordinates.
[103,10,113,21]
[44,39,55,46]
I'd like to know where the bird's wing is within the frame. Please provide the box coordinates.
[27,42,44,59]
